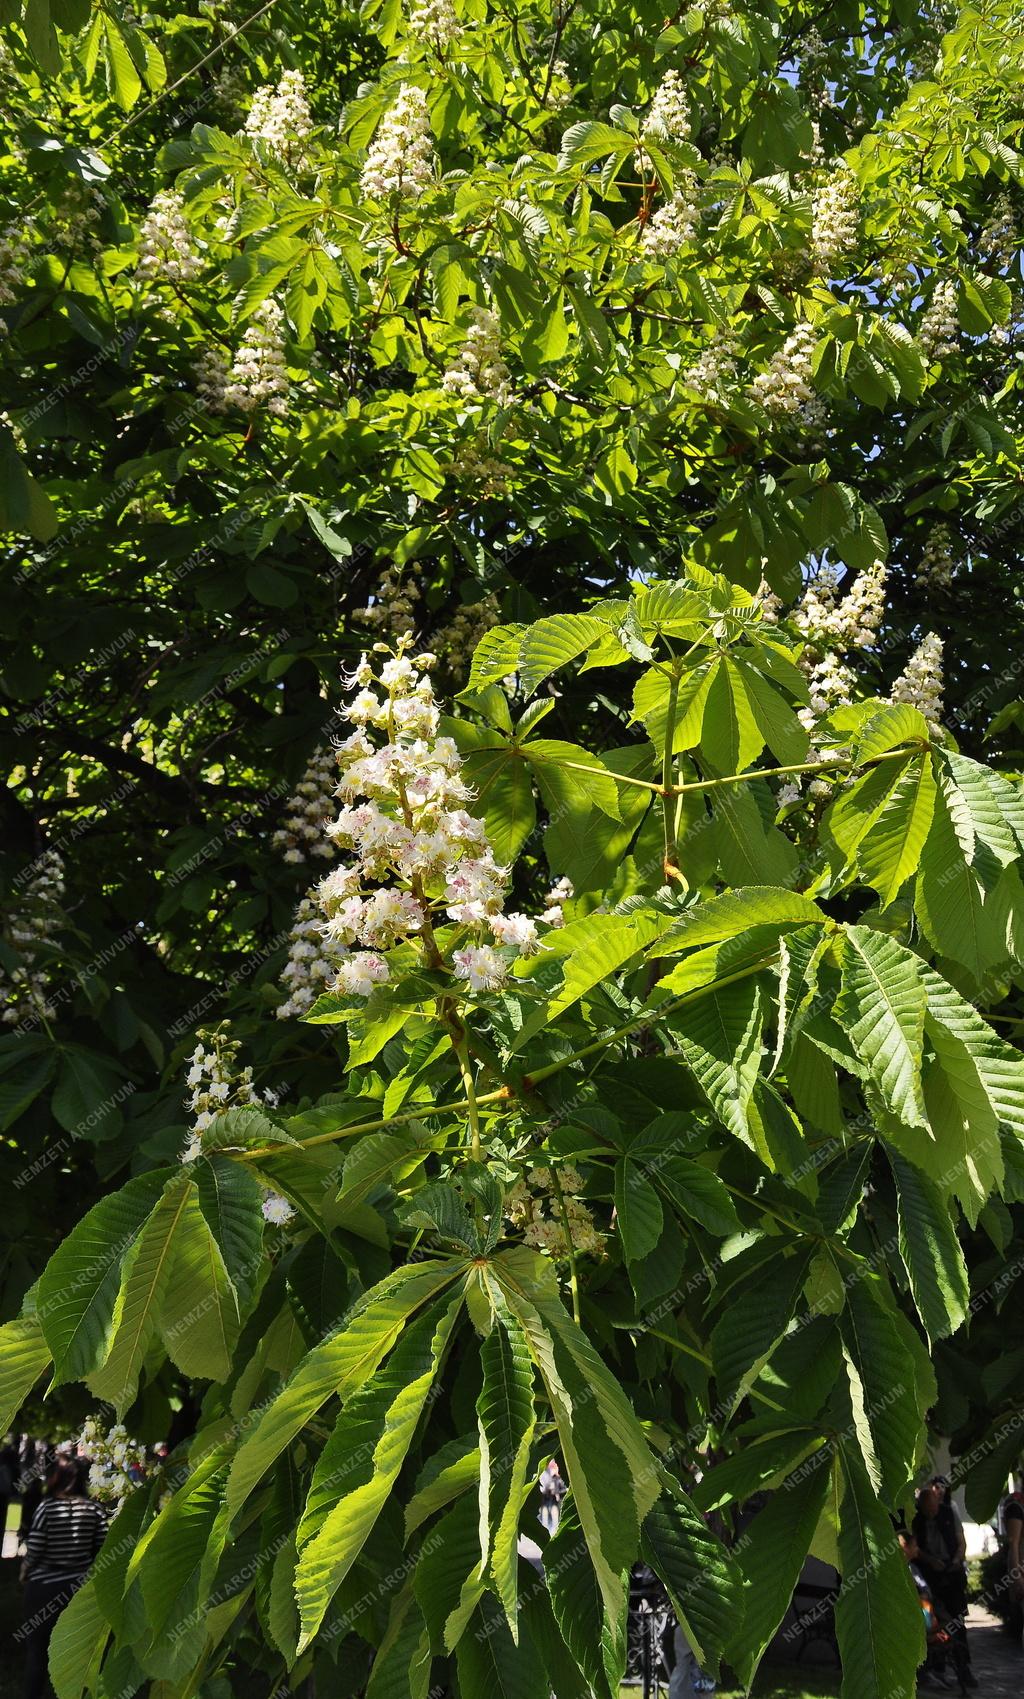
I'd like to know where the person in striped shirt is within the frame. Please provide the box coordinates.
[18,1459,108,1699]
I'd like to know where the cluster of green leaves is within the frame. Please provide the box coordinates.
[2,575,1023,1699]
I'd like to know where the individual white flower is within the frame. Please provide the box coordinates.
[641,177,700,259]
[361,84,435,201]
[359,888,425,946]
[811,168,859,273]
[891,632,944,727]
[335,952,390,996]
[408,0,460,49]
[541,874,573,928]
[918,279,958,360]
[137,190,202,284]
[261,1192,295,1225]
[751,324,818,416]
[224,299,290,416]
[245,68,312,157]
[272,745,338,863]
[489,912,539,954]
[453,944,508,992]
[442,306,512,405]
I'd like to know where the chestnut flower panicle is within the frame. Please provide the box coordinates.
[314,640,569,1003]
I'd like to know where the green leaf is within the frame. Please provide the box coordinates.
[650,886,825,957]
[48,1578,109,1699]
[364,1581,431,1699]
[510,911,667,1054]
[454,1575,544,1695]
[652,1155,742,1237]
[545,1499,622,1699]
[0,1314,51,1432]
[518,615,608,695]
[856,754,936,907]
[916,782,1008,980]
[36,1170,169,1383]
[466,625,526,690]
[338,1130,424,1208]
[195,1153,265,1308]
[853,703,931,761]
[294,1290,465,1649]
[640,1484,740,1676]
[834,1449,924,1699]
[102,13,142,107]
[614,1157,664,1262]
[87,1173,193,1412]
[834,926,928,1130]
[889,1153,970,1341]
[711,1246,814,1400]
[692,1431,824,1513]
[404,1437,479,1538]
[728,1451,832,1685]
[226,1261,466,1516]
[158,1184,239,1380]
[668,977,765,1147]
[492,1248,659,1621]
[477,1299,537,1634]
[839,1275,921,1498]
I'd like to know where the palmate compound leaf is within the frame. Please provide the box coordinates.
[834,1446,924,1699]
[889,1153,970,1342]
[225,1260,468,1518]
[639,1482,741,1677]
[293,1287,466,1649]
[36,1169,171,1385]
[489,1248,660,1627]
[476,1291,537,1636]
[833,926,928,1131]
[725,1447,832,1686]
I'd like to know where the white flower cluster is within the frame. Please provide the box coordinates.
[978,194,1017,266]
[751,324,817,416]
[78,1418,146,1508]
[448,442,514,495]
[755,579,783,623]
[361,85,435,201]
[358,566,421,637]
[435,594,501,682]
[1,851,65,1025]
[408,0,460,49]
[278,894,349,1019]
[313,641,566,1001]
[443,306,512,405]
[794,558,887,649]
[272,745,338,864]
[915,523,956,589]
[811,168,859,273]
[641,175,700,258]
[919,279,958,360]
[245,69,312,156]
[799,652,856,724]
[505,1164,605,1256]
[261,1192,295,1225]
[0,226,30,308]
[891,632,943,727]
[180,1025,271,1161]
[541,875,572,929]
[137,190,202,284]
[194,346,231,413]
[684,331,738,405]
[641,68,691,145]
[49,182,105,255]
[223,299,290,417]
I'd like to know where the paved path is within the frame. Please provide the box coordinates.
[965,1603,1022,1696]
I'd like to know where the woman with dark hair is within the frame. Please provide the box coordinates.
[19,1459,107,1699]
